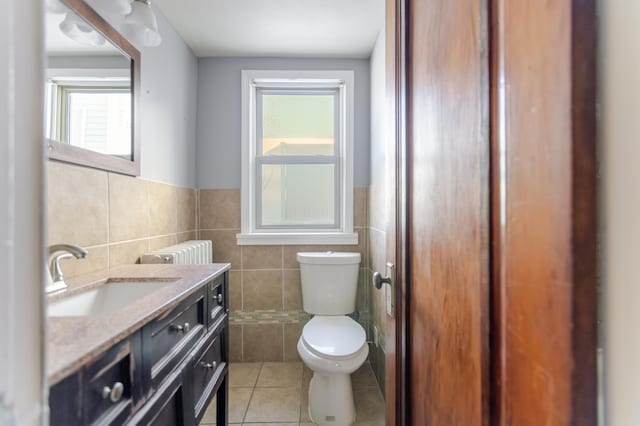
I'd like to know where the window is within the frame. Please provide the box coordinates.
[238,70,357,245]
[44,74,132,159]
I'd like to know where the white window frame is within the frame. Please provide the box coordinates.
[237,70,357,246]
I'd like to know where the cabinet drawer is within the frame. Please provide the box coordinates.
[84,340,133,425]
[191,325,226,421]
[208,274,226,325]
[143,289,206,389]
[126,369,185,426]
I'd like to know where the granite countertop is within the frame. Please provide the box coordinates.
[47,263,230,385]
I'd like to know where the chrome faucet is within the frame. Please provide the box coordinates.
[47,244,88,294]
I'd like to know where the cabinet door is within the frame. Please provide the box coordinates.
[127,369,189,426]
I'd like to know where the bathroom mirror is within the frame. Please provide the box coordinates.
[44,0,141,176]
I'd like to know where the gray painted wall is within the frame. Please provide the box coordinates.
[1,0,45,422]
[369,31,385,188]
[138,10,198,187]
[97,9,198,188]
[196,57,371,189]
[600,1,640,424]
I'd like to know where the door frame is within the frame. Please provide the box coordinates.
[386,0,409,424]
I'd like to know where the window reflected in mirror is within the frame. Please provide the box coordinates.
[45,0,134,161]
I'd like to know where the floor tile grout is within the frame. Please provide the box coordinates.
[241,362,262,423]
[204,362,383,426]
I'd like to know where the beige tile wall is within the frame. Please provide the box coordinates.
[199,187,371,363]
[367,183,388,392]
[47,162,197,278]
[47,164,377,375]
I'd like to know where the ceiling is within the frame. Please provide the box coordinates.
[153,0,385,59]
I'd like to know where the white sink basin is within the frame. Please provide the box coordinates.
[48,279,176,317]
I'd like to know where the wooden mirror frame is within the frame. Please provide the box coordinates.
[46,0,141,176]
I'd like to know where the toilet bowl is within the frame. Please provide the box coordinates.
[297,316,369,425]
[296,252,368,426]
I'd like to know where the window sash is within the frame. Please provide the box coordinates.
[256,87,339,157]
[46,84,132,148]
[256,159,341,230]
[254,87,342,230]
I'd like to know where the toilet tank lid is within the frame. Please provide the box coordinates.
[296,251,361,265]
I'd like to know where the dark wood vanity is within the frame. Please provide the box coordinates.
[49,271,229,426]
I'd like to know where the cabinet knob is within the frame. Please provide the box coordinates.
[102,382,124,403]
[200,361,217,370]
[215,293,223,305]
[170,322,190,333]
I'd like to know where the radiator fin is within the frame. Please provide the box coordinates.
[140,240,212,265]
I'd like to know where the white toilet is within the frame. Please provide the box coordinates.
[296,252,369,426]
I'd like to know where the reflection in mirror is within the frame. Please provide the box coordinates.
[43,0,140,176]
[44,0,136,163]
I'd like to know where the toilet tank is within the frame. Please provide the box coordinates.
[297,252,361,315]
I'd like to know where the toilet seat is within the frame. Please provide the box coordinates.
[302,316,366,360]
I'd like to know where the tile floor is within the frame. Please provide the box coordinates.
[200,361,385,426]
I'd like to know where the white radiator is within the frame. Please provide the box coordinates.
[140,240,213,265]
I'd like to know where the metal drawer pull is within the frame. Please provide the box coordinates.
[102,382,124,403]
[200,361,217,370]
[170,322,191,333]
[215,293,223,305]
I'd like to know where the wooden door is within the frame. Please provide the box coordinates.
[407,0,490,424]
[401,0,598,424]
[489,1,598,425]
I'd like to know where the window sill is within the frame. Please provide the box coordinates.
[236,232,359,246]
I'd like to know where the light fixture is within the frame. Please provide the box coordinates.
[89,0,133,16]
[123,0,162,47]
[59,11,107,46]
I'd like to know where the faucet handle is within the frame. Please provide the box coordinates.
[46,244,88,293]
[48,244,88,258]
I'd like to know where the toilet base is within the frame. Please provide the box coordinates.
[308,372,356,426]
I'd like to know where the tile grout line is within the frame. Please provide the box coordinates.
[281,246,285,321]
[281,323,285,362]
[195,189,199,239]
[242,363,262,423]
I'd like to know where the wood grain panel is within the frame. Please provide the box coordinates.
[384,0,409,424]
[385,0,398,424]
[490,0,597,424]
[408,0,490,423]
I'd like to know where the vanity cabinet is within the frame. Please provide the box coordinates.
[49,272,229,426]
